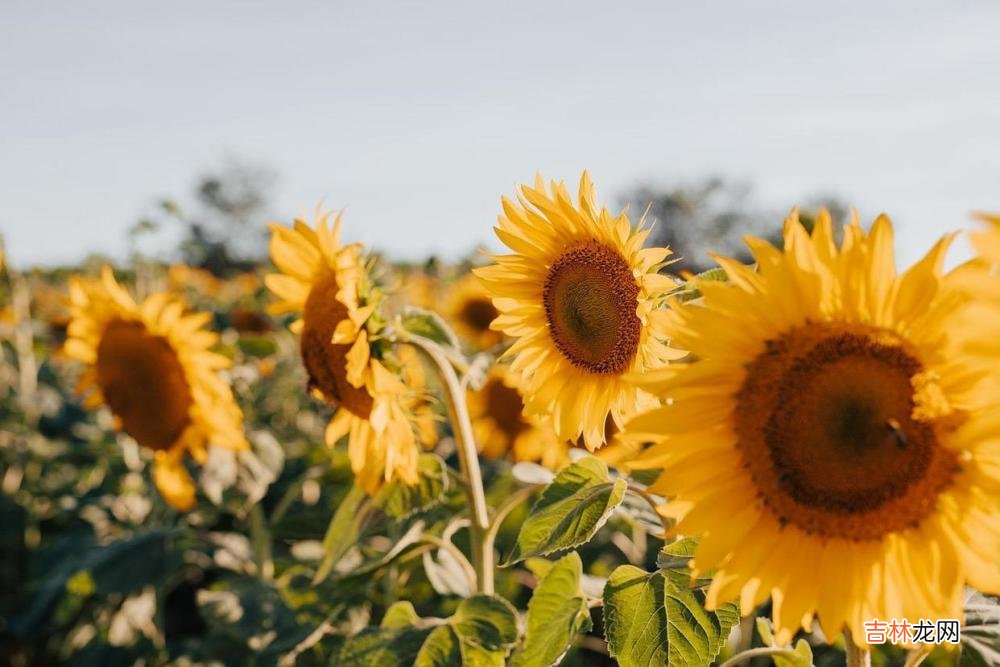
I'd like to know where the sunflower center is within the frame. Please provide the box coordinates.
[460,298,499,334]
[95,319,193,451]
[485,377,531,442]
[301,271,373,419]
[542,242,641,374]
[735,324,960,540]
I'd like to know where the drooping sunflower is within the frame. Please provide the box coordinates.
[624,210,1000,644]
[475,172,684,449]
[445,272,503,351]
[65,267,248,511]
[467,366,570,470]
[266,210,437,494]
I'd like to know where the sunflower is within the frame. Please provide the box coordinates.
[65,267,248,511]
[395,268,442,312]
[951,213,1000,359]
[266,210,437,494]
[623,210,1000,645]
[475,172,683,449]
[467,366,570,470]
[445,273,503,351]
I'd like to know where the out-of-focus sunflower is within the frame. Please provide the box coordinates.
[266,210,437,494]
[467,366,570,471]
[168,264,225,298]
[396,268,441,311]
[475,172,683,449]
[445,273,503,351]
[65,267,248,511]
[624,211,1000,644]
[397,342,440,450]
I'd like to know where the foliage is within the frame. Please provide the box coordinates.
[0,226,994,667]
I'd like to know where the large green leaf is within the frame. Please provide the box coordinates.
[197,574,310,659]
[313,485,371,583]
[415,626,464,666]
[451,595,519,651]
[337,595,519,666]
[9,529,178,636]
[511,552,592,667]
[373,453,450,520]
[337,625,432,666]
[504,456,626,565]
[603,563,739,667]
[961,593,1000,667]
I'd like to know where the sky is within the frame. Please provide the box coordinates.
[2,0,999,268]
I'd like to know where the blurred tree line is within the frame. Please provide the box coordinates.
[129,159,275,277]
[126,158,851,277]
[619,178,850,274]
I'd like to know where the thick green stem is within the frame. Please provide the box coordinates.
[483,483,537,560]
[405,334,493,594]
[718,646,802,667]
[844,630,871,667]
[249,504,274,581]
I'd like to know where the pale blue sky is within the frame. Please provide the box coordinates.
[2,1,999,267]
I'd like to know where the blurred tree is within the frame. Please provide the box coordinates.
[620,178,850,274]
[140,159,276,277]
[619,177,771,274]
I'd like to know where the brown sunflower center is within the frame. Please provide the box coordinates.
[735,324,960,540]
[542,242,641,374]
[95,319,193,451]
[484,377,531,443]
[459,297,499,334]
[301,271,373,419]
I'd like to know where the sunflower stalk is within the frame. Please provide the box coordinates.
[8,266,39,422]
[249,503,275,581]
[844,630,871,667]
[717,646,805,667]
[401,331,494,594]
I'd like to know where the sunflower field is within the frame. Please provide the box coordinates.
[2,174,1000,667]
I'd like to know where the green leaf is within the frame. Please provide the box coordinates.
[603,564,739,667]
[337,594,518,667]
[313,485,371,583]
[511,552,592,667]
[961,593,1000,667]
[415,626,463,666]
[755,618,814,667]
[400,307,462,350]
[373,453,450,520]
[197,574,307,659]
[382,601,421,629]
[504,456,627,565]
[338,626,433,666]
[670,266,730,303]
[9,529,178,636]
[452,595,519,651]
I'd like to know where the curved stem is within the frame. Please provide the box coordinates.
[626,484,665,521]
[420,533,478,593]
[483,483,538,561]
[718,646,801,667]
[844,630,871,667]
[903,645,933,667]
[404,333,493,594]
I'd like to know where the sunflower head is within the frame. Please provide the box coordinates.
[66,267,248,511]
[467,365,569,470]
[624,210,1000,644]
[267,210,437,494]
[446,273,503,351]
[475,172,683,449]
